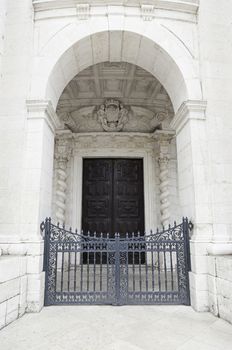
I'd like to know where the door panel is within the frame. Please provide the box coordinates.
[82,158,144,236]
[82,159,113,235]
[113,159,144,236]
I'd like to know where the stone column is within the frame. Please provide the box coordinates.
[55,138,72,225]
[23,100,61,312]
[155,131,174,228]
[170,100,211,312]
[158,156,170,228]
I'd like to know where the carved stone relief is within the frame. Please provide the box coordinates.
[60,99,170,133]
[97,99,129,131]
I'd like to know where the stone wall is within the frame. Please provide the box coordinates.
[0,241,45,329]
[0,256,27,329]
[208,256,232,324]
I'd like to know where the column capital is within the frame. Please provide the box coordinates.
[158,155,170,166]
[170,99,207,134]
[153,129,175,143]
[55,137,72,163]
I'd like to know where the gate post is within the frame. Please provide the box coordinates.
[183,217,191,305]
[114,233,121,306]
[42,218,51,306]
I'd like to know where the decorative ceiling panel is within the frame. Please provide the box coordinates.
[57,62,174,133]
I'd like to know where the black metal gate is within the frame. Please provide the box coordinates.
[41,218,191,306]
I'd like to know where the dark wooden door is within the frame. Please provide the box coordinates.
[82,158,144,237]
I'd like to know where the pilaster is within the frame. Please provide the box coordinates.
[54,137,72,224]
[154,130,174,228]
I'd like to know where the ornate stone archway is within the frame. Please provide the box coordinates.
[25,24,209,312]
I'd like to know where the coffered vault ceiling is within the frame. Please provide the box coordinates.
[57,62,174,133]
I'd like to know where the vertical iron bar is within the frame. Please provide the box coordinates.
[106,233,109,299]
[54,244,58,292]
[100,238,102,292]
[145,242,148,292]
[139,238,142,293]
[151,244,155,291]
[87,242,90,291]
[157,247,161,291]
[164,244,167,291]
[74,248,77,292]
[93,238,96,292]
[132,233,135,293]
[80,242,83,292]
[170,242,174,290]
[61,243,64,292]
[68,243,70,292]
[126,233,129,296]
[115,233,120,305]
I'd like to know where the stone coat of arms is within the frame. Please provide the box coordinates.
[97,99,129,132]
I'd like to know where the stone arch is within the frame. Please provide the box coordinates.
[30,19,202,113]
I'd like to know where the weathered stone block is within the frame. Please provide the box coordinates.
[6,295,19,325]
[0,256,21,283]
[216,256,232,282]
[27,254,43,274]
[217,277,232,300]
[190,287,209,312]
[0,277,20,303]
[0,301,6,329]
[207,255,216,276]
[189,271,208,291]
[217,295,232,324]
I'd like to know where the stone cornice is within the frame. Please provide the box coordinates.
[170,100,207,134]
[26,100,62,132]
[32,1,199,21]
[55,130,176,141]
[153,129,175,142]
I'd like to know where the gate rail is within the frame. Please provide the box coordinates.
[41,218,192,306]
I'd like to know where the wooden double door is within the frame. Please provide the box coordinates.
[82,158,145,237]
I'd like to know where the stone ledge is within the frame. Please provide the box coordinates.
[33,0,199,14]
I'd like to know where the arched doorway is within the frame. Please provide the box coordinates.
[26,27,208,310]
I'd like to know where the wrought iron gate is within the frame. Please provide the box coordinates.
[41,218,191,306]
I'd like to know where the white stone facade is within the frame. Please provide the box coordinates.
[0,0,232,328]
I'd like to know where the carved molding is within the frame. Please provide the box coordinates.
[55,138,72,224]
[76,4,90,20]
[170,100,207,134]
[141,5,154,21]
[33,1,199,19]
[96,99,129,132]
[156,132,173,228]
[158,155,170,229]
[26,99,61,132]
[60,100,171,133]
